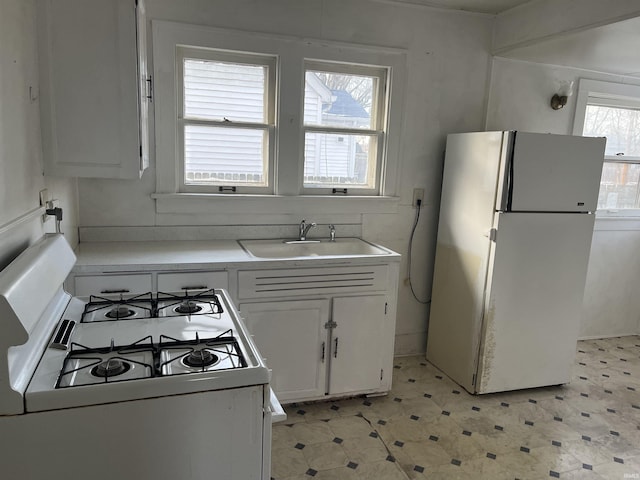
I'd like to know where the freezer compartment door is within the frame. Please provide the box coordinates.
[509,133,605,212]
[477,212,595,393]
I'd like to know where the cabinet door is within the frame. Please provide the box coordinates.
[38,0,145,178]
[74,274,152,297]
[239,300,329,403]
[329,296,387,395]
[157,271,228,293]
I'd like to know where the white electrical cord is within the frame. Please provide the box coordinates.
[407,199,430,304]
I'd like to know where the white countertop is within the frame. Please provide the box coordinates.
[72,239,400,273]
[74,240,248,267]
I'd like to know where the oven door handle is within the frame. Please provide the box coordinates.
[268,388,287,423]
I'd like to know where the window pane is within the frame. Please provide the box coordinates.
[584,105,640,157]
[184,125,267,185]
[184,59,265,123]
[304,71,375,129]
[598,162,640,209]
[303,132,375,188]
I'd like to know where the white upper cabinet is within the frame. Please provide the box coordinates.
[37,0,150,178]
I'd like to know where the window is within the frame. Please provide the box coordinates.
[178,47,276,193]
[152,22,405,214]
[302,62,388,193]
[573,79,640,215]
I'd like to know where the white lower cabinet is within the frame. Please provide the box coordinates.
[240,300,329,403]
[240,294,391,403]
[328,296,387,395]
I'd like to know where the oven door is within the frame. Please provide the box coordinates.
[262,387,286,479]
[269,387,286,423]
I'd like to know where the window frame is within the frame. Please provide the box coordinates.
[573,78,640,217]
[151,21,406,215]
[177,46,277,194]
[301,60,389,195]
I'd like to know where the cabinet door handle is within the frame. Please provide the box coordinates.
[181,285,208,290]
[321,342,325,362]
[100,289,130,294]
[334,337,339,358]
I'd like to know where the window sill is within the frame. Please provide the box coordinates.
[152,193,400,215]
[594,212,640,231]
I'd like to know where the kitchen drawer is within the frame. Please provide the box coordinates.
[238,265,389,299]
[74,273,152,296]
[157,271,228,293]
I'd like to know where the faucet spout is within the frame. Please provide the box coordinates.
[299,219,317,241]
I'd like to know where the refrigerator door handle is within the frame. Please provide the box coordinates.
[483,228,497,242]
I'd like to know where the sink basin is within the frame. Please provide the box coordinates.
[238,238,393,259]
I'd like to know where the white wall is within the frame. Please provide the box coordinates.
[0,0,79,269]
[487,57,640,338]
[75,0,495,355]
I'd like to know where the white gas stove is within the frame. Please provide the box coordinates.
[0,234,284,480]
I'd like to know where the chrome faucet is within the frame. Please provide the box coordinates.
[328,224,336,242]
[299,219,317,241]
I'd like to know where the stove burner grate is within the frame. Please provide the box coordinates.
[81,292,154,323]
[56,336,155,388]
[157,289,224,317]
[159,330,247,373]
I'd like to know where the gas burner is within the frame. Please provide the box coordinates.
[174,300,203,315]
[105,305,136,319]
[91,358,131,378]
[182,349,219,368]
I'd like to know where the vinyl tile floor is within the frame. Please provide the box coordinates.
[271,336,640,479]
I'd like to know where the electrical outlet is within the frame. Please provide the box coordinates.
[412,188,424,208]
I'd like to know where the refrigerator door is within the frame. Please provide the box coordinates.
[427,131,507,392]
[476,212,595,394]
[508,133,605,213]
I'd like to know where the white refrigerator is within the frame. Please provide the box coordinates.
[427,131,606,394]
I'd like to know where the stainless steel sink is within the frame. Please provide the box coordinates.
[238,238,393,259]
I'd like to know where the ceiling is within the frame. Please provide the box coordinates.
[496,16,640,77]
[385,0,640,77]
[390,0,533,15]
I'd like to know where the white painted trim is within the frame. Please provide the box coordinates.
[573,79,640,135]
[594,216,640,231]
[0,207,45,236]
[152,193,400,215]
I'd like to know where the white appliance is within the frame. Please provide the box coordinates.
[427,131,606,394]
[0,234,285,479]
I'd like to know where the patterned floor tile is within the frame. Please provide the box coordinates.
[272,335,640,479]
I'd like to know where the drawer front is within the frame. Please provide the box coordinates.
[238,265,389,299]
[157,271,228,293]
[74,274,152,296]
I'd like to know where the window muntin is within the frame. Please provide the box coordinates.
[177,47,275,192]
[302,62,388,192]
